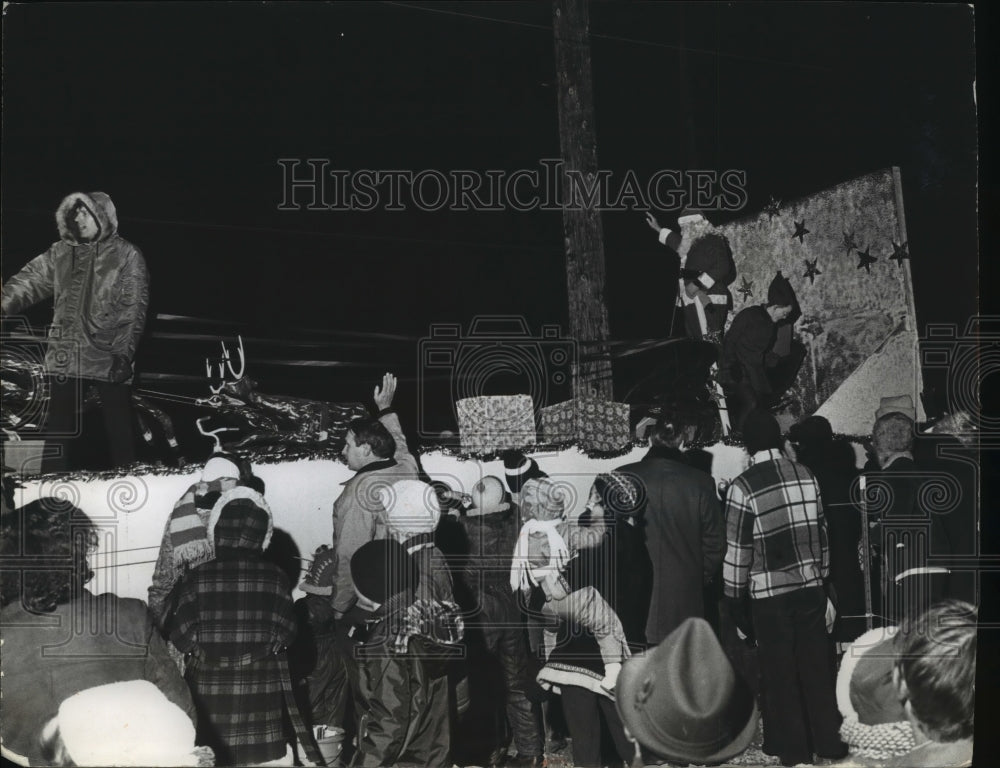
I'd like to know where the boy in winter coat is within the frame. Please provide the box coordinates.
[348,538,464,767]
[510,477,630,694]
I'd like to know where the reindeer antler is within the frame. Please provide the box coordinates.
[196,417,238,453]
[221,336,245,381]
[207,358,225,396]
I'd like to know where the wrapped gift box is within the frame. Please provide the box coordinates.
[456,395,536,453]
[539,398,631,452]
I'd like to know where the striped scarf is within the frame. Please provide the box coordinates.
[168,477,239,571]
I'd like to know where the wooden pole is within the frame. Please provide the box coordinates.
[553,0,613,400]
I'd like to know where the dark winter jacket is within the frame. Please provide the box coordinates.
[719,305,776,394]
[1,192,150,382]
[351,594,464,767]
[0,591,195,766]
[616,446,726,645]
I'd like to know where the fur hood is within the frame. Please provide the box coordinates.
[55,191,119,245]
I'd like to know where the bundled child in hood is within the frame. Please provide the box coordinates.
[510,477,630,694]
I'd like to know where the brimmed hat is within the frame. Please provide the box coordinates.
[617,617,758,764]
[380,479,441,536]
[875,394,915,422]
[502,450,547,494]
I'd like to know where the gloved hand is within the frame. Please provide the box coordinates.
[108,354,132,384]
[725,596,756,646]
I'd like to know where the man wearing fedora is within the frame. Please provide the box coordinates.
[722,410,847,766]
[616,616,759,767]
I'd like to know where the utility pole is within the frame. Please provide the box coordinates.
[553,0,613,400]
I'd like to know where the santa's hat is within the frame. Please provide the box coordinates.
[502,450,547,494]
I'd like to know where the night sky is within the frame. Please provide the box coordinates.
[2,0,998,751]
[0,2,987,426]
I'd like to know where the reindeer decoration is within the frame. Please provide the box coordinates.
[193,337,368,453]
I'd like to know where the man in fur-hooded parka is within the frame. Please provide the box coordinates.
[1,192,150,468]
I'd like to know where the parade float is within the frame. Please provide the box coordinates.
[2,168,976,606]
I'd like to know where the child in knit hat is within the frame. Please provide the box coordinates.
[511,477,630,694]
[348,539,464,767]
[380,478,455,605]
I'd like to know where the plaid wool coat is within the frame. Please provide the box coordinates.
[171,500,297,766]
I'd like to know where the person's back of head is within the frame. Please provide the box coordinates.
[872,412,915,465]
[347,418,396,460]
[742,409,783,456]
[0,497,98,613]
[647,413,689,451]
[894,599,977,743]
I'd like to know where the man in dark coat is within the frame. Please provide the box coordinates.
[720,270,806,430]
[616,409,726,646]
[867,409,952,625]
[1,191,150,471]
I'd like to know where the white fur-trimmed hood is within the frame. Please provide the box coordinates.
[55,191,119,245]
[206,485,274,552]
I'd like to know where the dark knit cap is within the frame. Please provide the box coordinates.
[350,539,419,605]
[788,415,834,447]
[742,410,783,454]
[502,449,547,494]
[767,271,797,307]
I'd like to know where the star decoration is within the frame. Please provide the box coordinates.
[842,231,859,255]
[856,245,877,273]
[889,240,909,266]
[737,277,754,301]
[792,220,810,243]
[803,258,822,284]
[764,196,782,220]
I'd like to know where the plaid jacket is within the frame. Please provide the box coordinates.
[723,449,830,599]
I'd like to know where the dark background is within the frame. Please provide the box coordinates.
[2,1,997,761]
[2,3,979,406]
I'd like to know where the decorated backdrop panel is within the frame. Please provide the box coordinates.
[679,167,923,435]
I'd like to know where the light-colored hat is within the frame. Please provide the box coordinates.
[468,476,511,517]
[201,453,241,482]
[520,477,566,522]
[875,394,916,422]
[380,479,441,536]
[53,680,199,766]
